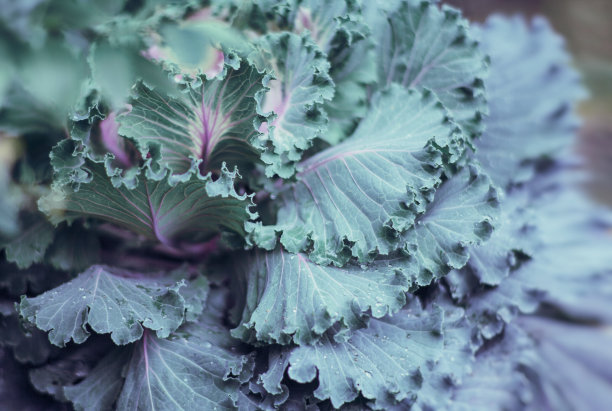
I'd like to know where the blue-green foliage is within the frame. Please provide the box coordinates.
[1,1,611,410]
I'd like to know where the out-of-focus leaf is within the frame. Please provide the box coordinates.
[473,16,585,189]
[45,224,101,272]
[0,304,58,365]
[62,348,130,410]
[0,164,21,240]
[1,212,54,269]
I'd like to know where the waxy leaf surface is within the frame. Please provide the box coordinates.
[41,156,253,246]
[253,32,334,178]
[232,248,411,345]
[19,265,208,346]
[366,0,488,138]
[266,86,460,266]
[119,60,267,174]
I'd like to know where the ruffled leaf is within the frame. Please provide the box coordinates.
[403,165,500,285]
[258,86,461,266]
[118,59,268,174]
[18,265,208,346]
[288,0,368,53]
[288,0,375,144]
[323,40,377,145]
[366,0,488,139]
[261,298,472,409]
[41,143,255,247]
[232,248,411,345]
[252,32,334,178]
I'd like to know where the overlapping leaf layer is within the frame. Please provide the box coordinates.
[1,1,610,410]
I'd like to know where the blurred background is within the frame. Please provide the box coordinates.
[447,0,612,205]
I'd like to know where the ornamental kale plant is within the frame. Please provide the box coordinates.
[1,1,611,410]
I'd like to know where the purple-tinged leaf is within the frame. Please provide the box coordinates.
[118,60,268,174]
[252,86,462,266]
[41,150,255,246]
[252,32,334,178]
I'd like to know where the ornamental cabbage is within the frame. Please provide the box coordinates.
[0,1,610,410]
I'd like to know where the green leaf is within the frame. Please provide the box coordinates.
[0,83,66,136]
[232,248,411,345]
[116,312,254,410]
[90,41,176,110]
[45,224,101,272]
[156,19,253,75]
[118,59,268,174]
[252,32,334,178]
[18,265,208,346]
[255,86,461,266]
[323,40,377,145]
[284,0,376,144]
[1,212,54,269]
[0,307,58,365]
[0,165,21,240]
[262,300,452,409]
[63,348,131,411]
[209,0,290,33]
[41,146,255,246]
[366,0,488,139]
[17,41,89,128]
[446,191,535,303]
[473,16,585,188]
[287,0,368,53]
[403,164,500,286]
